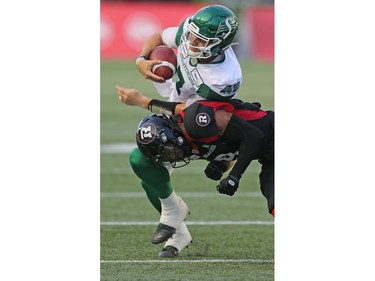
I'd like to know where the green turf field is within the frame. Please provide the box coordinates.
[101,59,274,281]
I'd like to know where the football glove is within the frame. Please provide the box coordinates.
[204,161,228,181]
[216,175,239,196]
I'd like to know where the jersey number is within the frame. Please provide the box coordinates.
[220,81,240,95]
[214,152,238,161]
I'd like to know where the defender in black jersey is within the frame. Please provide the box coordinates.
[136,99,274,212]
[117,85,274,258]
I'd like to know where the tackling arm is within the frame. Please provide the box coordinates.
[116,85,186,115]
[222,114,264,179]
[215,110,264,196]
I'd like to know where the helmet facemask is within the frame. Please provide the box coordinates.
[157,142,191,168]
[181,23,222,59]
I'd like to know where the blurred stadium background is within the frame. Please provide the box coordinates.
[101,0,274,62]
[101,1,274,280]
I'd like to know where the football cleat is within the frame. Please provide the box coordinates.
[158,222,193,258]
[152,192,190,244]
[151,223,176,244]
[158,245,179,258]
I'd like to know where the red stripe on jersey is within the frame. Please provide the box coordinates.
[235,109,267,120]
[179,100,266,144]
[196,101,236,113]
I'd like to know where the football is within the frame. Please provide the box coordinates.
[149,45,177,80]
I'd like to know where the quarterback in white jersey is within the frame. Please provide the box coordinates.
[136,5,242,107]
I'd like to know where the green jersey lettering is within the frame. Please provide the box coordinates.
[175,65,185,95]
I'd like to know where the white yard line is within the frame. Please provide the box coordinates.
[101,259,274,263]
[101,221,273,226]
[101,143,136,154]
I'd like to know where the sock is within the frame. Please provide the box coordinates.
[159,191,187,228]
[165,222,192,251]
[160,191,179,210]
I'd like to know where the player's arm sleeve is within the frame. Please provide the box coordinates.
[147,99,182,115]
[162,27,179,48]
[221,114,264,179]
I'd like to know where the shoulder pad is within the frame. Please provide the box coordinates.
[183,103,218,139]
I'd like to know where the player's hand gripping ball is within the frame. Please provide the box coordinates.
[149,45,177,80]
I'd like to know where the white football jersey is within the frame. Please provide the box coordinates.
[154,20,242,107]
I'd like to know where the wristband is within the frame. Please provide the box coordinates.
[136,56,147,63]
[147,99,181,115]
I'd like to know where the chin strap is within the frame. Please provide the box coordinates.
[220,42,239,53]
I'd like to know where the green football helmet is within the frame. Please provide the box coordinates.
[181,5,239,59]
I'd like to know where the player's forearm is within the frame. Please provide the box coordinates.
[116,86,185,115]
[138,96,152,109]
[138,31,164,58]
[221,115,264,179]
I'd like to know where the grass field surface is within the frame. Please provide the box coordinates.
[101,59,274,280]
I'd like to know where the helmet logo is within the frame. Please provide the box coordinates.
[216,17,238,39]
[138,124,156,144]
[196,113,210,127]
